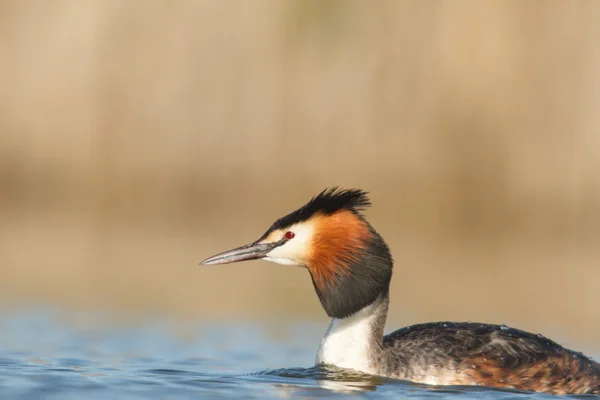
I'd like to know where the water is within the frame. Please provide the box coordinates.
[0,311,585,399]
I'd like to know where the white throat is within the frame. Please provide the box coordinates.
[315,300,382,375]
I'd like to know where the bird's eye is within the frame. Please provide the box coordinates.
[285,231,295,240]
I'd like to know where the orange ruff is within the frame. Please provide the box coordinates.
[307,210,371,287]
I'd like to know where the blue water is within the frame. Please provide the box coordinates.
[0,310,590,399]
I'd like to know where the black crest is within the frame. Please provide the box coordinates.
[271,187,371,231]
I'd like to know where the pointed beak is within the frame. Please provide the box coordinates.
[199,239,285,266]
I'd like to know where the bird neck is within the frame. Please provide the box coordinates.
[310,225,394,319]
[315,293,389,374]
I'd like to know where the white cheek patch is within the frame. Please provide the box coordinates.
[262,256,299,266]
[263,221,316,266]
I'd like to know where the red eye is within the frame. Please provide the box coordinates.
[285,231,295,240]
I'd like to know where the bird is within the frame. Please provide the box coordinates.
[200,187,600,395]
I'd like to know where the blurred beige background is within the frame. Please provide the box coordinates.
[1,1,600,348]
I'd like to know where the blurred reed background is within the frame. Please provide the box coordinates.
[1,1,600,348]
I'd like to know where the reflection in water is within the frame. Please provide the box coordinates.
[257,365,383,393]
[254,365,540,398]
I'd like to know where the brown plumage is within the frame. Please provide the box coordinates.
[460,353,600,394]
[379,320,600,395]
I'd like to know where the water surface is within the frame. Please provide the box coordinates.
[0,310,590,399]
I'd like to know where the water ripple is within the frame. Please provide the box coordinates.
[0,310,595,399]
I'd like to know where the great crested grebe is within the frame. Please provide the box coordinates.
[200,188,600,395]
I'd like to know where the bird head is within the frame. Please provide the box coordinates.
[200,188,393,318]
